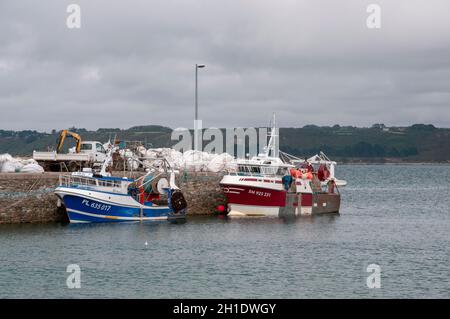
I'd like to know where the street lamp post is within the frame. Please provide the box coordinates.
[194,64,206,153]
[195,64,206,122]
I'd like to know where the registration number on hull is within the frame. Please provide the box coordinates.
[248,189,271,197]
[81,199,111,211]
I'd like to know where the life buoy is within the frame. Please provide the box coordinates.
[290,168,297,177]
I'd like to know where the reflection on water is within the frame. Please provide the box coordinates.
[0,164,449,298]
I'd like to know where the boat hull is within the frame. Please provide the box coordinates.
[227,204,280,217]
[55,186,186,223]
[226,193,340,217]
[220,175,340,217]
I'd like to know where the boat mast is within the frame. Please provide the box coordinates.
[264,113,278,158]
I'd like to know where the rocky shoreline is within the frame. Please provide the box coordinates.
[0,171,226,224]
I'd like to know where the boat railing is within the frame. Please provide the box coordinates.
[226,164,287,177]
[59,174,122,189]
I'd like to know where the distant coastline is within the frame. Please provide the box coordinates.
[339,160,450,165]
[1,123,449,162]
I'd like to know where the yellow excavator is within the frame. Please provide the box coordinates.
[56,130,82,153]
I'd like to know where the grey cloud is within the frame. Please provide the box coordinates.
[0,0,449,131]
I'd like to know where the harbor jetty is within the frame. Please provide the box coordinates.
[0,172,225,224]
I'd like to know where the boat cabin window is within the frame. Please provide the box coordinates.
[96,143,106,153]
[71,176,97,186]
[80,143,92,151]
[97,179,120,187]
[237,165,261,174]
[251,166,260,173]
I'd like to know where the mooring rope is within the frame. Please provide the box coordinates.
[0,187,54,199]
[1,174,48,211]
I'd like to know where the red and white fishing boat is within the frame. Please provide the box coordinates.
[220,115,346,217]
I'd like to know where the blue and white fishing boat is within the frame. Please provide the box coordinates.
[55,152,187,223]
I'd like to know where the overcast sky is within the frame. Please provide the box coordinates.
[1,0,449,131]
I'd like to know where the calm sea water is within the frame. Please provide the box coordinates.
[0,164,449,298]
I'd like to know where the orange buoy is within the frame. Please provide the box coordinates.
[290,168,297,177]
